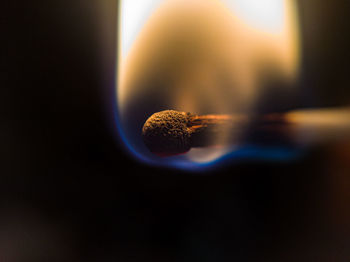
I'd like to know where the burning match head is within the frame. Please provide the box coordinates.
[142,110,193,156]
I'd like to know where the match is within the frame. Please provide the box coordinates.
[142,109,350,156]
[141,110,285,156]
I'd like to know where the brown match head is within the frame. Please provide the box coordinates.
[142,110,194,156]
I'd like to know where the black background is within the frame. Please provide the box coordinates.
[2,1,350,261]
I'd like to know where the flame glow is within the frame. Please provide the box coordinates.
[116,0,301,169]
[226,0,285,33]
[120,0,164,61]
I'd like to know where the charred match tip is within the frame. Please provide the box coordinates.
[141,110,240,156]
[141,110,194,156]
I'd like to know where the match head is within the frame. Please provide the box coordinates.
[142,110,193,156]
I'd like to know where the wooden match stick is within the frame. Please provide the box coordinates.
[142,109,350,156]
[142,110,272,156]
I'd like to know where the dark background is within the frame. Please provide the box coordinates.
[2,1,350,261]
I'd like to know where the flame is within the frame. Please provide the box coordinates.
[116,0,301,169]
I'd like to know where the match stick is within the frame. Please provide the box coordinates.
[142,109,350,156]
[142,110,267,156]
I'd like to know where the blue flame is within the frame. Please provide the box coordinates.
[112,75,302,172]
[113,99,302,172]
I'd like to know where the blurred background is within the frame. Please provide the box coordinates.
[2,0,350,261]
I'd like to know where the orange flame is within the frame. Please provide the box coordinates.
[117,0,301,163]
